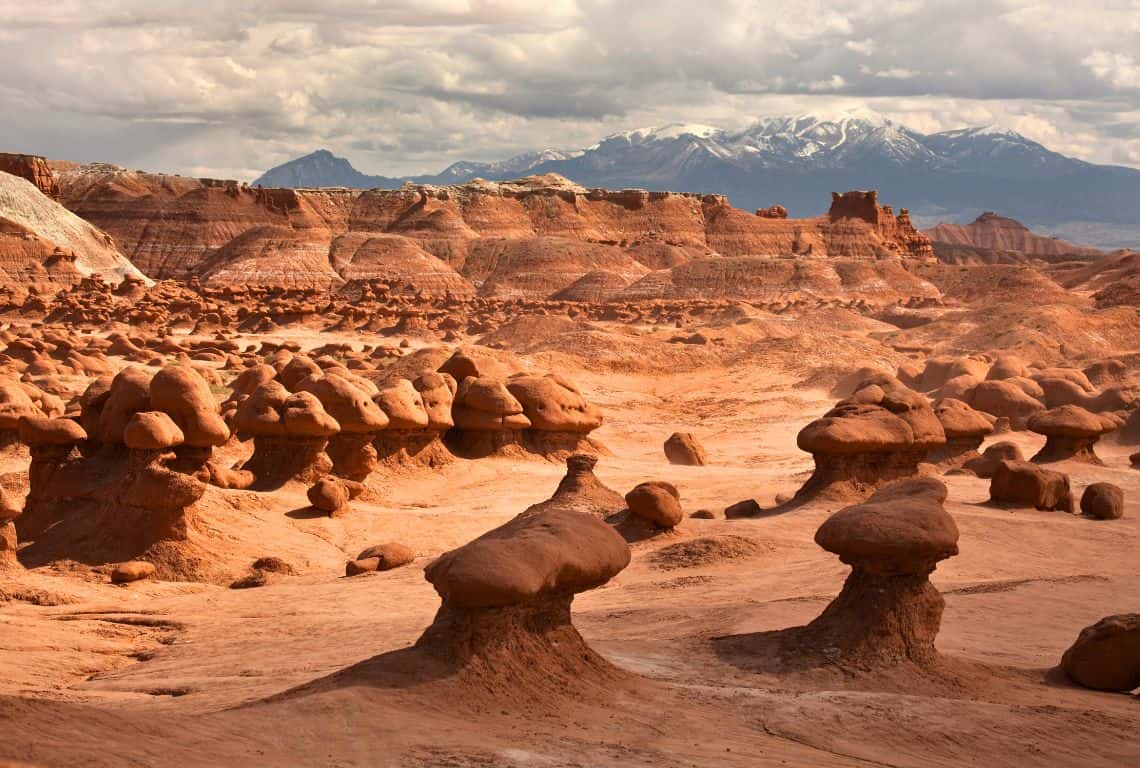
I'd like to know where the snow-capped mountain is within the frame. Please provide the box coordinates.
[253,113,1140,248]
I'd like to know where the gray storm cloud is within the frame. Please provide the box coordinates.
[1,0,1138,179]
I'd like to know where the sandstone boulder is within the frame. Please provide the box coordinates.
[1060,614,1140,691]
[990,460,1074,512]
[625,481,683,529]
[1080,483,1124,520]
[111,560,157,584]
[664,432,708,466]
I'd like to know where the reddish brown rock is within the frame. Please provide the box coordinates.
[308,476,351,515]
[755,478,957,669]
[234,381,340,488]
[927,398,993,468]
[664,432,708,466]
[111,560,157,584]
[962,441,1024,478]
[1027,405,1116,465]
[625,481,684,529]
[0,152,60,199]
[345,542,415,575]
[793,380,945,502]
[989,460,1074,512]
[1060,614,1140,692]
[1080,483,1124,520]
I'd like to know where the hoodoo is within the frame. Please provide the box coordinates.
[415,502,631,691]
[792,376,946,502]
[14,365,222,574]
[233,381,340,489]
[796,478,959,668]
[1027,405,1116,465]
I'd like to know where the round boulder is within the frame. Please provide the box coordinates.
[664,432,708,466]
[1060,614,1140,691]
[1080,483,1124,520]
[625,481,683,528]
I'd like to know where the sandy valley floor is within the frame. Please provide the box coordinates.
[1,349,1137,767]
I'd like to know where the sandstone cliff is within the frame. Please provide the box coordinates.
[56,164,934,296]
[0,153,60,200]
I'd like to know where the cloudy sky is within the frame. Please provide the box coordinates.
[2,0,1139,180]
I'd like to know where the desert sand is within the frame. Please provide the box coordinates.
[1,325,1137,766]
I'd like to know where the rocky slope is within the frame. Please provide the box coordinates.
[56,165,933,297]
[0,167,147,293]
[925,213,1103,259]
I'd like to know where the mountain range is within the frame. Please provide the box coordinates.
[253,113,1140,249]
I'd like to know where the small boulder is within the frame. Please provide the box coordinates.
[1080,483,1124,520]
[308,477,350,514]
[625,481,683,528]
[990,460,1074,512]
[664,432,708,466]
[111,560,157,584]
[356,542,415,570]
[724,499,763,518]
[1060,614,1140,691]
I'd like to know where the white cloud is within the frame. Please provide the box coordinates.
[0,0,1137,177]
[1084,51,1140,89]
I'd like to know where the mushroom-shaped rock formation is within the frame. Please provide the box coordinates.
[278,354,323,391]
[794,478,959,668]
[19,416,88,511]
[416,505,630,689]
[234,381,341,489]
[91,367,154,445]
[447,376,532,458]
[793,382,946,502]
[0,376,44,448]
[300,374,389,481]
[371,371,461,469]
[1027,405,1116,465]
[506,373,605,457]
[989,460,1074,512]
[1060,614,1140,692]
[967,380,1044,429]
[438,348,515,383]
[664,431,708,466]
[530,453,627,518]
[149,366,230,480]
[222,363,277,418]
[0,487,20,567]
[370,378,452,468]
[16,390,210,574]
[962,441,1024,478]
[927,398,994,468]
[415,372,457,431]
